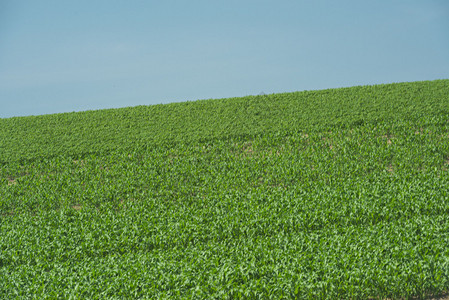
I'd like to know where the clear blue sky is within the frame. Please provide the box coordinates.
[1,0,448,118]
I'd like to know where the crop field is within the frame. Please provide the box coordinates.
[1,79,449,299]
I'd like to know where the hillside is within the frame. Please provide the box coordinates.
[1,80,447,164]
[1,79,449,299]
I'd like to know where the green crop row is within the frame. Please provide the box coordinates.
[1,80,449,298]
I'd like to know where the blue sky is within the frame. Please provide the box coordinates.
[1,0,448,118]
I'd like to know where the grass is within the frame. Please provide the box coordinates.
[1,79,449,299]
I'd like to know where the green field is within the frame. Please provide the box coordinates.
[1,79,449,299]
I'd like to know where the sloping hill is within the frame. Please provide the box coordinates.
[1,79,449,299]
[1,79,447,164]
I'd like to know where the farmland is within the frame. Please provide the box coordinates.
[1,79,449,298]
